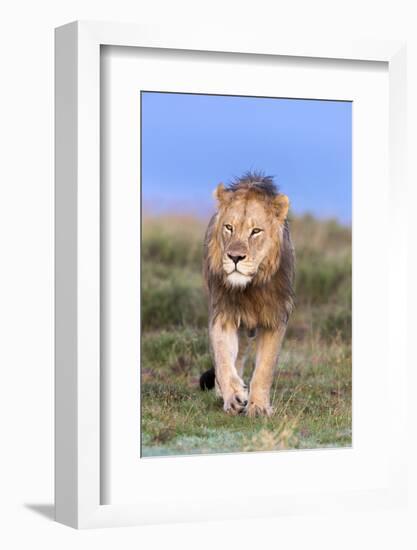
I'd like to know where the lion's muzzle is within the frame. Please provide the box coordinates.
[227,253,246,265]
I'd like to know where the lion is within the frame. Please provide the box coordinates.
[199,172,295,417]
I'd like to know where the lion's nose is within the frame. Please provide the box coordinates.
[228,254,246,265]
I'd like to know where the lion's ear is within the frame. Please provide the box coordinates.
[213,183,227,206]
[274,194,289,221]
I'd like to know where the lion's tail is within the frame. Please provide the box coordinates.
[199,367,215,391]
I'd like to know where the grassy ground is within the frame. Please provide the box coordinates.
[141,214,352,456]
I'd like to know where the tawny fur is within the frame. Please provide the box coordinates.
[200,172,295,416]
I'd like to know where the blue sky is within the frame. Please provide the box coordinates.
[141,92,352,225]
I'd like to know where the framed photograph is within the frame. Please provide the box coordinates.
[55,21,408,528]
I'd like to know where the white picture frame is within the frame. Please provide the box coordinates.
[55,21,408,529]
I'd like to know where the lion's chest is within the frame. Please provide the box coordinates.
[217,285,285,330]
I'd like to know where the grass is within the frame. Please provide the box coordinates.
[141,213,352,456]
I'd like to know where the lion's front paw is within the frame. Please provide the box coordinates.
[223,378,248,415]
[245,399,273,417]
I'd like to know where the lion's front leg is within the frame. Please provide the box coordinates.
[247,325,286,417]
[210,319,248,415]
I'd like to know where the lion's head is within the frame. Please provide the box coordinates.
[206,173,290,289]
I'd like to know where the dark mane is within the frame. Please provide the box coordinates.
[228,171,278,197]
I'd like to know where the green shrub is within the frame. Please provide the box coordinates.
[142,217,204,270]
[319,308,352,342]
[142,267,207,330]
[142,328,209,367]
[295,253,351,305]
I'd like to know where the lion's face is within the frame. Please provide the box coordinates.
[211,184,289,288]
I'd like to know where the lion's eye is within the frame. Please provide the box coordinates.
[224,224,233,232]
[251,228,262,236]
